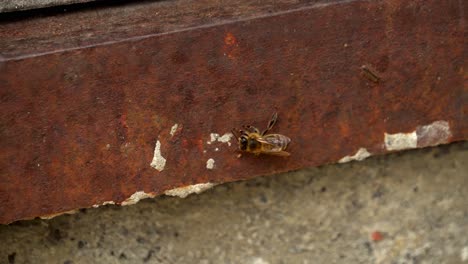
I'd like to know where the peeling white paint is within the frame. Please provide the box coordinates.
[150,140,166,171]
[206,158,215,169]
[92,201,115,208]
[384,120,451,151]
[384,131,417,151]
[208,133,219,144]
[207,133,233,146]
[416,120,451,147]
[339,148,371,163]
[169,124,178,137]
[164,183,216,198]
[40,210,77,220]
[461,246,468,262]
[121,191,155,206]
[217,133,233,146]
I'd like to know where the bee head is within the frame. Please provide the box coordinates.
[239,136,248,150]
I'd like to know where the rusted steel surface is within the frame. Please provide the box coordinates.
[0,0,466,224]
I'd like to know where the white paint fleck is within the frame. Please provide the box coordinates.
[215,148,219,151]
[206,158,215,169]
[339,148,371,163]
[121,191,155,206]
[169,123,178,137]
[207,132,233,146]
[384,131,417,151]
[150,140,166,171]
[461,246,468,262]
[92,201,115,208]
[164,183,216,198]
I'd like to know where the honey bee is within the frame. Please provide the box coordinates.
[232,112,291,156]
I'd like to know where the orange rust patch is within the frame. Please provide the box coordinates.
[223,32,239,59]
[224,32,237,46]
[196,139,204,153]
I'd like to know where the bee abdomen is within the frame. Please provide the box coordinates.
[265,134,291,150]
[279,135,291,150]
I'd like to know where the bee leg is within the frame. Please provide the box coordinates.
[262,112,278,135]
[231,128,240,141]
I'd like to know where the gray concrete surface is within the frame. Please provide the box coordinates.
[0,0,93,12]
[1,142,467,264]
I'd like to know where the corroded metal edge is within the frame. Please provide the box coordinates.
[0,0,466,224]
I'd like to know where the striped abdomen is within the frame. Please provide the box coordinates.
[262,134,291,151]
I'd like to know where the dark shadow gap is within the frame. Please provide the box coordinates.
[0,0,166,23]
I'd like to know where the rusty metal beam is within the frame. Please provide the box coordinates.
[0,0,466,224]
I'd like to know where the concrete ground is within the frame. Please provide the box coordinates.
[1,142,467,264]
[0,0,92,12]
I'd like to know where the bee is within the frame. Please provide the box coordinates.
[232,112,291,156]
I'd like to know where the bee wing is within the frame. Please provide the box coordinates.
[255,137,278,146]
[260,134,291,147]
[257,135,291,156]
[257,135,281,148]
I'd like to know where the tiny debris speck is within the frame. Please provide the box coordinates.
[170,124,179,137]
[206,158,215,169]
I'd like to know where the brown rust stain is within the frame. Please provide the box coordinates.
[0,0,466,224]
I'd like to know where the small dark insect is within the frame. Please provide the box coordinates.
[232,112,291,156]
[360,65,381,83]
